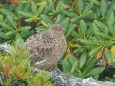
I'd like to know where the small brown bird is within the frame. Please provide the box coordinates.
[25,24,67,69]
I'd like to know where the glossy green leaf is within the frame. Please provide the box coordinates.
[0,32,9,39]
[71,16,80,23]
[0,14,3,21]
[56,2,64,13]
[7,15,17,28]
[83,58,96,74]
[105,49,112,64]
[40,14,53,25]
[5,31,15,36]
[64,11,77,17]
[95,7,101,18]
[77,0,84,13]
[94,20,108,34]
[89,47,101,57]
[108,12,114,26]
[23,4,31,12]
[100,0,107,17]
[90,67,105,75]
[62,59,71,73]
[80,52,87,69]
[82,10,92,18]
[25,18,35,23]
[83,2,93,15]
[41,20,48,27]
[92,23,100,39]
[87,24,93,37]
[70,60,78,73]
[55,15,62,24]
[74,69,84,78]
[19,26,31,31]
[61,17,70,33]
[15,33,23,41]
[95,32,111,39]
[0,8,15,17]
[73,48,84,53]
[36,6,45,16]
[88,0,100,6]
[79,39,97,46]
[68,54,77,64]
[80,20,87,36]
[16,3,24,12]
[71,31,81,38]
[31,1,37,14]
[108,23,115,36]
[107,2,115,17]
[104,41,114,48]
[0,22,13,30]
[20,30,34,39]
[18,11,32,18]
[66,24,76,38]
[36,26,47,33]
[47,0,54,10]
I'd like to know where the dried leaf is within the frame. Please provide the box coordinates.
[61,3,69,8]
[4,64,11,78]
[102,55,107,66]
[9,0,20,3]
[96,49,103,60]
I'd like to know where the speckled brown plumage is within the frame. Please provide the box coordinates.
[25,24,67,69]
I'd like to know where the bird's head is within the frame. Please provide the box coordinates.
[51,24,64,32]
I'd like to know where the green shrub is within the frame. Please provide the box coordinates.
[62,53,105,80]
[0,39,52,86]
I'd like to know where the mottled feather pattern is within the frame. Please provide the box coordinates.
[25,24,67,69]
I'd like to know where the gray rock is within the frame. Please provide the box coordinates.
[0,43,11,53]
[97,81,115,86]
[50,68,115,86]
[50,68,82,86]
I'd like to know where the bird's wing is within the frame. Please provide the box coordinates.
[25,31,55,63]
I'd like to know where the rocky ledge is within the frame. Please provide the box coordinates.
[50,68,115,86]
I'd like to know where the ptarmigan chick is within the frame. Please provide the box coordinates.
[25,24,67,69]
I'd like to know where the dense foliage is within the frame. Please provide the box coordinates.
[0,0,115,85]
